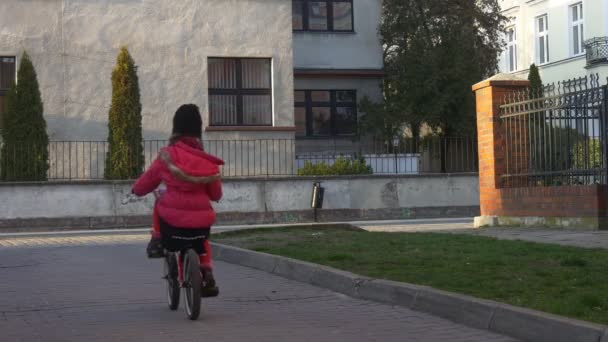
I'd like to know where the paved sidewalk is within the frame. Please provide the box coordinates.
[355,218,608,249]
[2,217,607,250]
[0,233,518,342]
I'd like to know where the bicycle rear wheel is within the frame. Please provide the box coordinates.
[183,249,202,320]
[164,252,180,310]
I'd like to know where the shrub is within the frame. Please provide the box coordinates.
[0,51,49,181]
[298,156,373,176]
[572,138,602,170]
[104,47,144,179]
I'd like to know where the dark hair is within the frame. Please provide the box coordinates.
[170,104,202,144]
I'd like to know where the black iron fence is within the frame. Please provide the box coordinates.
[0,136,478,181]
[499,74,608,187]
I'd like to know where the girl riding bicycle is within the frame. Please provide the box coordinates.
[132,104,223,294]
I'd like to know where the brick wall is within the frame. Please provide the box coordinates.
[499,186,606,217]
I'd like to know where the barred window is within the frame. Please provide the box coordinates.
[208,58,272,126]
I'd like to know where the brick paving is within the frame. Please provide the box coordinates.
[0,233,518,342]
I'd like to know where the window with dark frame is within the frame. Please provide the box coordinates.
[294,90,357,138]
[208,57,272,126]
[0,57,16,130]
[292,0,354,32]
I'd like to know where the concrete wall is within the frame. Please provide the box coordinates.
[293,0,383,70]
[499,0,608,83]
[0,0,294,141]
[0,174,480,229]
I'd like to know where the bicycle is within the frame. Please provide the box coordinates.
[122,192,215,320]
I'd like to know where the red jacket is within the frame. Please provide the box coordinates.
[132,137,224,228]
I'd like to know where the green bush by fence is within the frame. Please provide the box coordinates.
[572,138,602,170]
[297,156,373,176]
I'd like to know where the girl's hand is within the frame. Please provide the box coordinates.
[153,189,166,199]
[121,193,140,205]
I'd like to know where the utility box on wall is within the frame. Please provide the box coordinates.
[311,182,324,209]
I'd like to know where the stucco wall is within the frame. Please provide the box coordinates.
[0,0,294,141]
[499,0,608,83]
[0,175,480,228]
[292,0,383,70]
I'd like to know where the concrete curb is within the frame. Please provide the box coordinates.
[211,242,608,342]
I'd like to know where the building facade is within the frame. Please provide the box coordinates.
[292,0,383,152]
[0,0,383,148]
[498,0,608,83]
[0,0,296,142]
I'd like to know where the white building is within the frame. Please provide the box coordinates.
[498,0,608,84]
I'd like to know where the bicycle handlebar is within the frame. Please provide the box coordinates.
[121,193,143,205]
[121,188,165,205]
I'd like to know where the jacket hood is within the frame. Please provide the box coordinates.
[163,138,224,178]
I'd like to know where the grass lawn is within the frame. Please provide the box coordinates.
[215,226,608,325]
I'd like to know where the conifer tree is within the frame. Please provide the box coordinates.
[1,51,49,181]
[105,47,144,179]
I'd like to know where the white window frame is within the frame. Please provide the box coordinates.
[506,27,517,72]
[569,2,584,56]
[535,14,549,65]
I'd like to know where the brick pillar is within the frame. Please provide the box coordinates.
[472,74,529,226]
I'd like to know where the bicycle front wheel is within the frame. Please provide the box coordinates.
[183,249,202,320]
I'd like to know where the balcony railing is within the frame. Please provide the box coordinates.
[584,37,608,67]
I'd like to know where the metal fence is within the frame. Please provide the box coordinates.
[499,74,607,187]
[0,136,478,181]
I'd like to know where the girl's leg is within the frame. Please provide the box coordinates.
[146,204,163,258]
[177,254,184,283]
[199,239,213,270]
[152,204,161,239]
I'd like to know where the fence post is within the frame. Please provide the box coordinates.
[603,85,608,185]
[472,74,529,227]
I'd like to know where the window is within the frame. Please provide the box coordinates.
[536,15,549,64]
[208,58,272,126]
[570,2,584,56]
[0,57,16,130]
[292,0,354,32]
[506,27,517,72]
[294,90,357,137]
